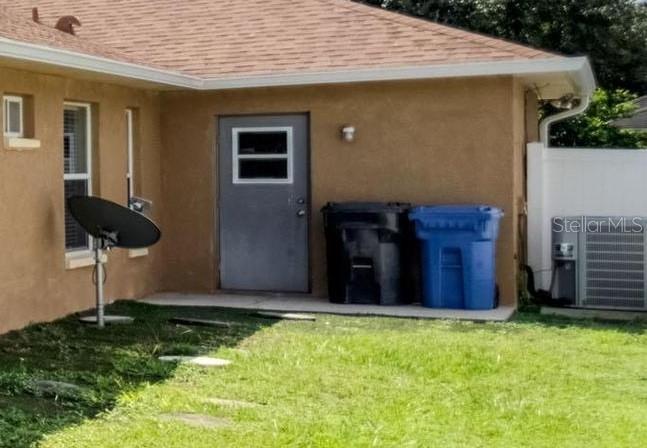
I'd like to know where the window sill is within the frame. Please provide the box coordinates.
[65,252,106,270]
[4,137,41,150]
[128,248,149,258]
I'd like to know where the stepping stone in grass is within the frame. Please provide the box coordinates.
[159,413,231,429]
[79,315,135,325]
[205,398,260,408]
[254,311,316,321]
[168,317,234,328]
[27,380,85,400]
[158,356,232,367]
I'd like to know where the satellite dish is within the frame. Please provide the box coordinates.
[68,196,161,249]
[67,196,161,328]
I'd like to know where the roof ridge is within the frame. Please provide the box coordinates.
[321,0,556,59]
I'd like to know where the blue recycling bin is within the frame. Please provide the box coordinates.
[409,205,504,310]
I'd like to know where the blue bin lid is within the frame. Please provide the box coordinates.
[409,205,503,219]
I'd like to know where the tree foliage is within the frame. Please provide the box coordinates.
[359,1,647,147]
[551,89,647,148]
[361,0,647,92]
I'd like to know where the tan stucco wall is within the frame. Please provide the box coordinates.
[160,77,528,305]
[0,66,164,334]
[0,69,534,334]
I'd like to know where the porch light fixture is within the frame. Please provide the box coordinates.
[341,125,356,142]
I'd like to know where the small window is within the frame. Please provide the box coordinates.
[232,127,293,184]
[3,95,23,137]
[63,103,92,252]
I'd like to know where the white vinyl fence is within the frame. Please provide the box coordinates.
[527,142,647,289]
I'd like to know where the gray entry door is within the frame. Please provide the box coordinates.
[218,114,309,292]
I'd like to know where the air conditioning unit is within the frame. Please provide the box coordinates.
[552,216,647,310]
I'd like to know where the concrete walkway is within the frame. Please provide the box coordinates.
[140,293,516,322]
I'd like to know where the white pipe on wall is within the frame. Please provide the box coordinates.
[539,95,591,145]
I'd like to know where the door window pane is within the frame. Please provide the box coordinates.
[238,131,287,155]
[233,127,293,184]
[239,159,288,179]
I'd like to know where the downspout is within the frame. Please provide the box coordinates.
[526,92,592,300]
[539,94,591,146]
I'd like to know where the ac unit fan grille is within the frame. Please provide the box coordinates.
[583,231,645,309]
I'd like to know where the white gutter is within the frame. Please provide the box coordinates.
[0,37,202,89]
[202,57,595,91]
[0,36,595,95]
[536,56,596,145]
[539,95,592,145]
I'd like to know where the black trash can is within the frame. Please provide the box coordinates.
[321,202,413,305]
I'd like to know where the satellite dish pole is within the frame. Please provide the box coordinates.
[94,235,107,328]
[90,228,119,328]
[68,196,161,328]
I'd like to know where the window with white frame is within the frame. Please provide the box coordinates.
[63,103,92,252]
[232,127,293,184]
[126,108,135,204]
[3,95,23,137]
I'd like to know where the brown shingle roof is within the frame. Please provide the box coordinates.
[0,5,156,67]
[5,0,558,79]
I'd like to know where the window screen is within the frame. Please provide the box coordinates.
[233,127,292,183]
[63,105,91,252]
[3,96,23,137]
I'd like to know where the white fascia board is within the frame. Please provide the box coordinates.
[202,57,597,93]
[0,35,595,95]
[567,57,596,95]
[0,37,202,89]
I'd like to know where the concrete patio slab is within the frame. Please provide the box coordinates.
[140,293,515,322]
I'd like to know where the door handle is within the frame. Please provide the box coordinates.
[297,210,306,217]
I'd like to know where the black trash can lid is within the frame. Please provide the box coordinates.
[322,202,410,213]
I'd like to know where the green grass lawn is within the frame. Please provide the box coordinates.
[1,302,647,447]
